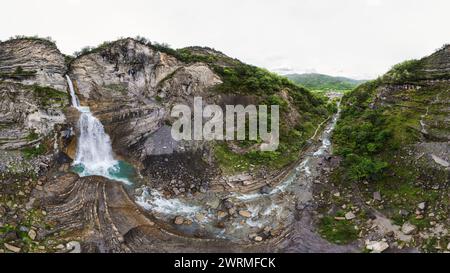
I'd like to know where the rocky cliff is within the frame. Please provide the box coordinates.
[0,38,67,91]
[64,38,330,194]
[0,37,333,253]
[0,39,69,182]
[68,39,222,160]
[0,37,331,195]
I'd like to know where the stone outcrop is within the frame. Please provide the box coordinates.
[0,38,67,91]
[0,81,66,149]
[0,39,69,177]
[39,172,252,253]
[68,39,222,162]
[417,44,450,79]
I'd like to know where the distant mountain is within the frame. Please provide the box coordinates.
[285,73,366,91]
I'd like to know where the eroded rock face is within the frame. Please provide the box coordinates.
[68,38,222,162]
[66,39,228,193]
[0,39,67,91]
[0,82,66,150]
[39,172,247,253]
[0,39,70,185]
[418,44,450,78]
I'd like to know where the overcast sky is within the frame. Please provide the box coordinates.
[1,0,449,79]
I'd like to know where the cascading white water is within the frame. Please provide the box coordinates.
[74,108,118,176]
[66,75,80,108]
[66,76,131,184]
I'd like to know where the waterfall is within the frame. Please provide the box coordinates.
[66,75,80,108]
[66,76,131,184]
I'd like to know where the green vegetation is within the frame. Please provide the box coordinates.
[135,36,219,63]
[26,130,39,141]
[22,144,46,159]
[0,173,64,253]
[64,55,75,66]
[333,98,391,182]
[382,59,422,83]
[318,213,358,244]
[286,73,365,91]
[0,66,37,80]
[6,35,56,45]
[214,143,253,173]
[214,65,294,95]
[208,62,329,173]
[382,45,450,83]
[73,41,112,57]
[328,47,450,246]
[214,123,308,173]
[332,78,393,182]
[332,71,447,183]
[31,85,68,106]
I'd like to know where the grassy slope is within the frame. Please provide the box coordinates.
[333,47,450,182]
[285,73,365,91]
[174,47,333,173]
[326,46,450,249]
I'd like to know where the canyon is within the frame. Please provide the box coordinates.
[0,37,448,253]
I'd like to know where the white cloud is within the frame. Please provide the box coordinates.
[66,0,81,5]
[366,0,383,7]
[0,0,449,79]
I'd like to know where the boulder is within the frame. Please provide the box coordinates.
[401,222,417,235]
[345,212,356,220]
[238,210,252,218]
[373,191,382,201]
[260,186,272,195]
[66,241,81,253]
[254,236,263,242]
[418,202,427,210]
[4,243,21,253]
[28,229,37,240]
[365,241,389,253]
[399,209,410,217]
[174,216,184,225]
[195,213,205,222]
[217,211,228,218]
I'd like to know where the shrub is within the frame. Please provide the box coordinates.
[346,154,388,181]
[332,81,393,183]
[22,144,46,159]
[318,215,358,244]
[383,59,421,82]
